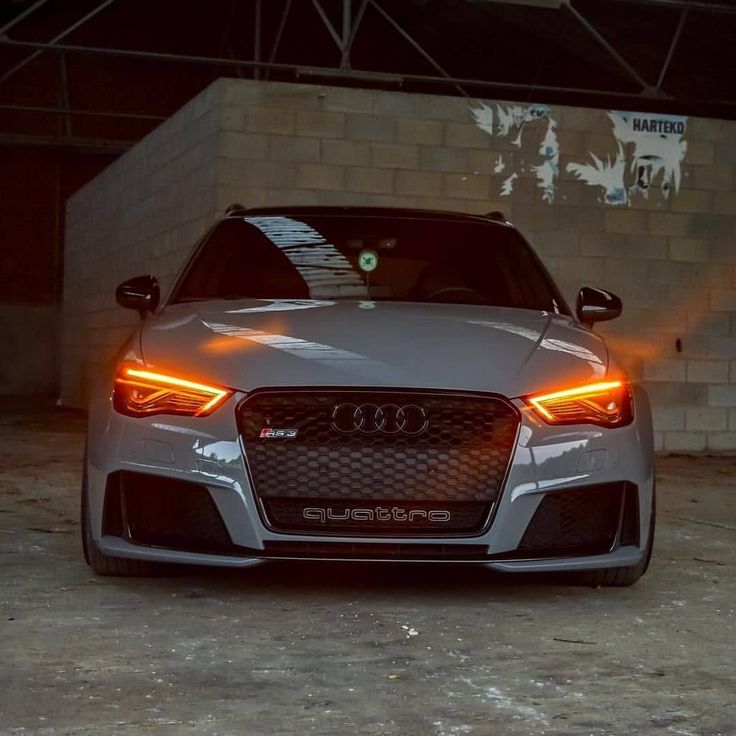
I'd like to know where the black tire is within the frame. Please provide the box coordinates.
[578,485,656,587]
[81,467,162,577]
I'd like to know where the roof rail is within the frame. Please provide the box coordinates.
[224,203,246,215]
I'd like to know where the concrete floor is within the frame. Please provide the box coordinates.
[0,402,734,736]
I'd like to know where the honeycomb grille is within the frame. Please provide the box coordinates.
[238,390,519,534]
[519,483,626,557]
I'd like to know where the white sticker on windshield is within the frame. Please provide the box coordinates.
[358,249,378,273]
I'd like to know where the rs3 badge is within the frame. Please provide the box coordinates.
[260,428,299,439]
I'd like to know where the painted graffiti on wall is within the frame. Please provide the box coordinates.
[567,112,687,206]
[471,103,560,204]
[471,103,688,207]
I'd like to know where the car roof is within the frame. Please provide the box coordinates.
[224,205,513,227]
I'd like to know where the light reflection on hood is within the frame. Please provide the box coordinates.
[202,321,395,379]
[224,299,335,315]
[541,337,603,364]
[467,319,542,342]
[467,319,603,365]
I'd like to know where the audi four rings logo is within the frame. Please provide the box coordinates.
[331,403,429,435]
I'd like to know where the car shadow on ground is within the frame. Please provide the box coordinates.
[90,557,651,604]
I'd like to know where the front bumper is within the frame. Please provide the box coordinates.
[86,384,654,573]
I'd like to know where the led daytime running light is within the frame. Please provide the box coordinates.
[115,366,231,417]
[527,380,631,427]
[529,380,623,420]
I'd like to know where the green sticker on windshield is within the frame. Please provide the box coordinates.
[358,249,378,273]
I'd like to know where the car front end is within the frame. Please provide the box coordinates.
[83,208,654,584]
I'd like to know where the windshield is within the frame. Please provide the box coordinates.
[171,214,565,312]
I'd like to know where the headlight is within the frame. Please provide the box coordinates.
[113,365,232,417]
[526,380,632,428]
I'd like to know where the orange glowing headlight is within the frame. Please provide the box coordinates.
[113,366,232,418]
[526,380,632,428]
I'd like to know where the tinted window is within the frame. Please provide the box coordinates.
[172,215,565,312]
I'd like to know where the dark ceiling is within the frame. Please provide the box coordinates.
[1,0,735,153]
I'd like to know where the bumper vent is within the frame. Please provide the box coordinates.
[517,482,639,558]
[103,471,232,553]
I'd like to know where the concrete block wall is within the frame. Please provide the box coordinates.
[0,305,57,395]
[61,83,222,407]
[63,79,736,452]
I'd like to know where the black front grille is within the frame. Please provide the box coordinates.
[238,389,518,536]
[103,471,233,553]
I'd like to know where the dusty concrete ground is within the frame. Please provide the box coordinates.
[0,400,734,736]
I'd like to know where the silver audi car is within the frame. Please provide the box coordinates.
[83,206,655,585]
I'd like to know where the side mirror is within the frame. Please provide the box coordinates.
[116,275,160,316]
[576,286,622,327]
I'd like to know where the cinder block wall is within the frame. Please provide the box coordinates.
[61,84,222,406]
[63,78,736,452]
[0,305,57,395]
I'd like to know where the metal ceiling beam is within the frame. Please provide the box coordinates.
[57,52,72,137]
[265,0,292,80]
[369,0,469,97]
[0,132,132,154]
[479,0,567,7]
[0,103,165,120]
[310,0,344,52]
[566,3,649,91]
[340,0,351,70]
[297,66,402,83]
[2,37,735,108]
[0,0,50,36]
[344,0,369,64]
[476,0,736,9]
[0,0,115,86]
[307,0,365,73]
[605,0,736,12]
[270,0,368,75]
[655,6,688,92]
[253,0,262,80]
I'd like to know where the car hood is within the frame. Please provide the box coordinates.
[140,299,609,397]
